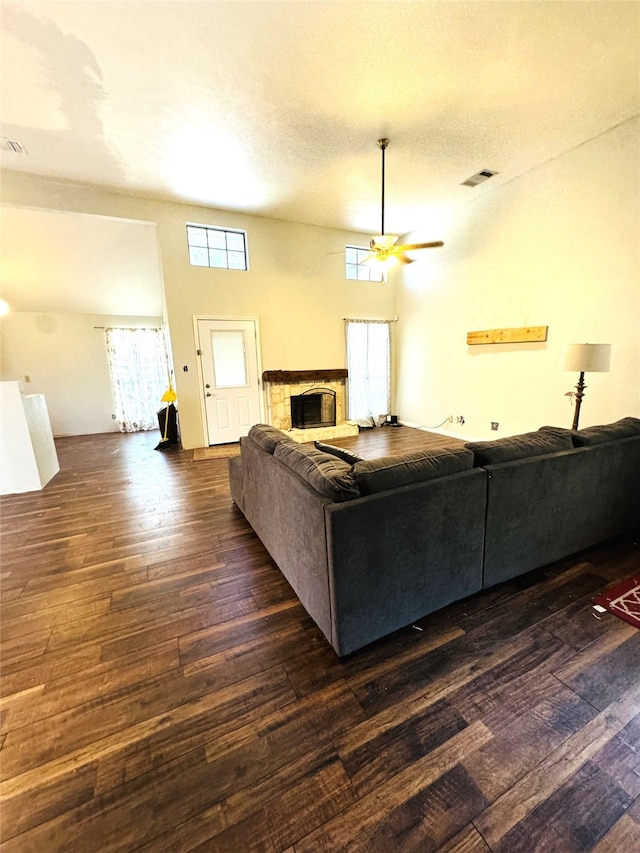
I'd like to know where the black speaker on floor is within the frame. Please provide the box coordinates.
[157,403,179,447]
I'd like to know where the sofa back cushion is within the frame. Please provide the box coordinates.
[353,446,473,495]
[273,441,360,501]
[539,418,640,447]
[570,417,640,446]
[537,425,576,442]
[465,430,573,466]
[248,423,295,454]
[314,441,364,465]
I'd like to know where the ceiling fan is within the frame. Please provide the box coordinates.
[365,138,443,267]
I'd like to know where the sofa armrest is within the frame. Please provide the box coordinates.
[228,454,245,514]
[324,468,488,656]
[481,436,640,587]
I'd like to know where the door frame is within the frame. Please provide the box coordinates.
[192,315,264,445]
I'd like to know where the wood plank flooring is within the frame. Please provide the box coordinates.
[1,427,639,852]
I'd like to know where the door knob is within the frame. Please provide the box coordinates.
[206,392,212,397]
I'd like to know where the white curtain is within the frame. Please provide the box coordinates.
[345,320,391,423]
[105,327,169,432]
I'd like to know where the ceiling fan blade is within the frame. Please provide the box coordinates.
[394,241,444,251]
[397,254,415,264]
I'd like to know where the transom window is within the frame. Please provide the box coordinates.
[187,224,248,270]
[345,245,383,283]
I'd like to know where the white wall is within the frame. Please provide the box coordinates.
[0,312,162,436]
[0,207,164,316]
[396,117,640,439]
[0,174,396,448]
[0,380,59,494]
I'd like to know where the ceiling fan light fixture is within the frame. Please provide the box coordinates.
[363,250,397,269]
[371,235,398,250]
[364,255,393,285]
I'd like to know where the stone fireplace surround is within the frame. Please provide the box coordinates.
[262,369,359,443]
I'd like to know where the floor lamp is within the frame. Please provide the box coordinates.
[561,343,611,430]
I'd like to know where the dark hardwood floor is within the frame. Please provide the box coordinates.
[1,427,639,852]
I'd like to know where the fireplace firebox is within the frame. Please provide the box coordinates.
[290,387,336,429]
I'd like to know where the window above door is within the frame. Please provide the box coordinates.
[187,224,249,270]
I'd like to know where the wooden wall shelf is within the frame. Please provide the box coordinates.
[466,326,548,345]
[262,369,348,383]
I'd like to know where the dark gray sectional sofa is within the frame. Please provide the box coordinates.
[228,417,640,656]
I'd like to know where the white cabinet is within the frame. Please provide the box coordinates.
[0,381,60,494]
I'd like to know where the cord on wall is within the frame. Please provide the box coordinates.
[419,417,453,429]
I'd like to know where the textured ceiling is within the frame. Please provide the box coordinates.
[2,1,638,235]
[0,1,638,315]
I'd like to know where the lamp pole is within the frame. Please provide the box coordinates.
[572,371,586,430]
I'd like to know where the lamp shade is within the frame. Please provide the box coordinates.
[561,343,611,373]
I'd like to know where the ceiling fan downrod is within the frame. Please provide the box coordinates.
[377,138,389,236]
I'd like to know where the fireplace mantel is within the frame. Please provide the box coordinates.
[262,369,348,384]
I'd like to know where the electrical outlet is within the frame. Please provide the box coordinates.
[491,421,499,431]
[456,415,465,425]
[447,415,454,423]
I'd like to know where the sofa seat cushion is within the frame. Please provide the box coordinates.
[466,431,573,466]
[274,441,360,501]
[353,446,473,495]
[248,423,295,454]
[571,417,640,446]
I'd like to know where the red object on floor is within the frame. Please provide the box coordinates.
[592,576,640,629]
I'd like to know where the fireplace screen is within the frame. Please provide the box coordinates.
[290,387,336,429]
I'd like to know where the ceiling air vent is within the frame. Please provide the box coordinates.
[462,169,497,188]
[1,137,28,155]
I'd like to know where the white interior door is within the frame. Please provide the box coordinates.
[197,318,261,445]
